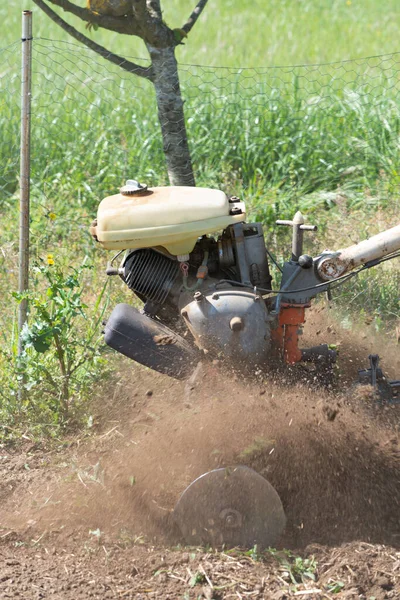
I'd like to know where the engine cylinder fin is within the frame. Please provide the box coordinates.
[123,248,180,306]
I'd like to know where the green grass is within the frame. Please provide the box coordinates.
[3,1,400,65]
[0,1,399,437]
[2,2,400,214]
[2,39,400,212]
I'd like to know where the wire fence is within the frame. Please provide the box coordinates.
[2,39,400,223]
[0,36,399,323]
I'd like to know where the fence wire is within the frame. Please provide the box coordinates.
[0,38,399,324]
[2,40,400,208]
[0,42,21,207]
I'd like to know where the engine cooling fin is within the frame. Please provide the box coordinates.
[122,248,179,306]
[173,466,286,549]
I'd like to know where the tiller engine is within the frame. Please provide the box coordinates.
[91,181,400,548]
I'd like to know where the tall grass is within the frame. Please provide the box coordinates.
[1,39,399,307]
[1,40,400,230]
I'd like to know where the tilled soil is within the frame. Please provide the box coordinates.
[0,537,399,599]
[0,306,399,599]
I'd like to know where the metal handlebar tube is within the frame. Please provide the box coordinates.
[317,223,400,281]
[276,211,317,261]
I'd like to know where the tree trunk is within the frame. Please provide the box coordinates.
[148,45,195,187]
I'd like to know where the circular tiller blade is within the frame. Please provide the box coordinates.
[173,465,286,548]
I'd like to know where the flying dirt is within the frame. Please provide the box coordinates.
[88,181,400,548]
[0,312,399,597]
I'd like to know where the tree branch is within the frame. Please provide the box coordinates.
[38,0,140,35]
[146,0,162,21]
[32,0,153,80]
[132,0,173,47]
[181,0,209,35]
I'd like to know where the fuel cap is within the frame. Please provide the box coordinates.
[120,179,148,196]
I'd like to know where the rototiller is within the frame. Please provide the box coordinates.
[90,181,400,547]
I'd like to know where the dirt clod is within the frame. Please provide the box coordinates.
[323,405,339,421]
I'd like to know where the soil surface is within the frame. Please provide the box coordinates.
[0,306,399,599]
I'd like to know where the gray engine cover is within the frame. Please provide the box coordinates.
[180,288,271,364]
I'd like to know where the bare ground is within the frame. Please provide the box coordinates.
[0,305,399,599]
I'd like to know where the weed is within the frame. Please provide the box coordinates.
[265,548,318,584]
[0,260,110,440]
[326,580,345,593]
[287,555,318,584]
[189,571,207,587]
[245,544,263,561]
[117,529,146,547]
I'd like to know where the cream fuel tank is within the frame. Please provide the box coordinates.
[90,180,400,548]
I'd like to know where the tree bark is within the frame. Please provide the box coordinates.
[34,0,202,187]
[147,45,195,187]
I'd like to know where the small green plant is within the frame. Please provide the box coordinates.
[0,259,109,438]
[245,544,263,561]
[288,555,317,584]
[326,581,345,593]
[265,549,318,584]
[189,571,207,587]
